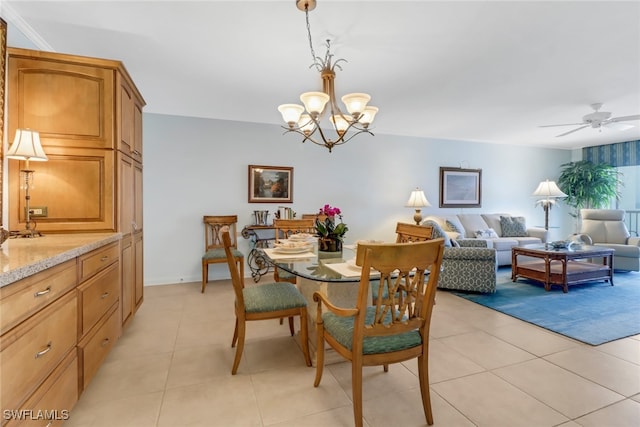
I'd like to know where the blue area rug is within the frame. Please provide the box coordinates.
[452,268,640,345]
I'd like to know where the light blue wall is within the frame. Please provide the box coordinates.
[143,113,573,285]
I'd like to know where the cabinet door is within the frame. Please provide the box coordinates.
[8,147,115,233]
[133,161,143,233]
[7,51,114,150]
[118,79,143,163]
[118,153,134,235]
[120,235,133,327]
[134,233,144,310]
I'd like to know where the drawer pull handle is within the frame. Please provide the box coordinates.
[100,255,109,262]
[101,338,110,347]
[35,342,52,359]
[34,287,52,297]
[100,291,110,299]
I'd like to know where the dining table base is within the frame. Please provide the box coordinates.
[297,276,369,366]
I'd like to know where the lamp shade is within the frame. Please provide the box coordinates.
[6,129,48,162]
[406,188,431,207]
[532,179,567,199]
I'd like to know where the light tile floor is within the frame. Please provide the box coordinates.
[66,273,640,427]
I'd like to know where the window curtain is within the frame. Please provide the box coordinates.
[583,140,640,167]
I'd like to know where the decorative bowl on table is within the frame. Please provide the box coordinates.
[548,240,572,249]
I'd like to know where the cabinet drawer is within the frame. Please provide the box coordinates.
[78,242,119,282]
[0,260,77,335]
[78,304,119,391]
[78,261,119,338]
[5,351,77,427]
[0,292,77,414]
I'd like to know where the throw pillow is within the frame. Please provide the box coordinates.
[500,216,528,237]
[422,220,452,247]
[445,219,464,234]
[474,228,499,239]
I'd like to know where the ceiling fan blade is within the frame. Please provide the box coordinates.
[603,122,635,131]
[539,123,584,128]
[556,125,589,137]
[609,114,640,122]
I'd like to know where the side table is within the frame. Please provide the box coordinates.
[241,225,276,282]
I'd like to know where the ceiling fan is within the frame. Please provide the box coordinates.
[540,103,640,137]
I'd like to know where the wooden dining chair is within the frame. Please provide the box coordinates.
[313,239,445,427]
[272,218,315,284]
[202,215,244,293]
[369,222,435,304]
[221,231,312,374]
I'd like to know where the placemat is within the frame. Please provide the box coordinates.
[263,248,316,260]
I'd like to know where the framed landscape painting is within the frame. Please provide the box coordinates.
[248,165,293,203]
[439,167,482,208]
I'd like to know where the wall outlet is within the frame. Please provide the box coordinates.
[29,206,48,217]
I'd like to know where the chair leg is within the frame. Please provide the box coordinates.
[352,356,364,427]
[201,262,208,293]
[417,354,434,425]
[231,317,239,348]
[299,307,311,367]
[288,316,295,336]
[313,321,325,386]
[231,318,246,375]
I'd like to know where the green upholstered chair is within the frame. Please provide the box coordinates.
[221,231,311,374]
[272,218,315,284]
[202,215,244,293]
[313,239,445,427]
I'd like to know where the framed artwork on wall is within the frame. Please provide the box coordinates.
[248,165,293,203]
[439,167,482,208]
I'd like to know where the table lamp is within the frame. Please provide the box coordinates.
[406,188,431,225]
[532,179,567,230]
[6,129,48,237]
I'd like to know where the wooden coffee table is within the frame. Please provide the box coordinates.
[511,244,614,293]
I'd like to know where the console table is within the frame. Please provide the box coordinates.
[241,225,277,282]
[511,244,614,293]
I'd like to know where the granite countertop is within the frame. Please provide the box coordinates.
[0,233,122,287]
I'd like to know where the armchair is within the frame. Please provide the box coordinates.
[576,209,640,272]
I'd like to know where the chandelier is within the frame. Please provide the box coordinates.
[277,0,378,153]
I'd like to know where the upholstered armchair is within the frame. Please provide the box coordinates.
[422,220,498,293]
[576,209,640,272]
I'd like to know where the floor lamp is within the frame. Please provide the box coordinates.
[406,188,431,225]
[532,179,567,230]
[7,129,48,237]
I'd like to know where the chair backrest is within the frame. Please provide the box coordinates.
[355,239,445,346]
[580,209,630,244]
[302,213,328,222]
[204,215,239,251]
[273,219,315,242]
[395,222,434,243]
[221,230,245,308]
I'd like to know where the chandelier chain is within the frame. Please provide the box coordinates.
[304,6,322,72]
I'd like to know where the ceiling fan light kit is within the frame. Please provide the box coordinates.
[540,103,640,137]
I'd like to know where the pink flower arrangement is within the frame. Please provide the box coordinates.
[319,204,341,217]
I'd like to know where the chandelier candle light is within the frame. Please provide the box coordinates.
[277,0,379,152]
[406,188,431,225]
[532,179,568,230]
[6,129,48,237]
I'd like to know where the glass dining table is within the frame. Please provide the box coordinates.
[260,243,370,365]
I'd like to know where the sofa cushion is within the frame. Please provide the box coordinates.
[458,214,490,238]
[445,218,465,235]
[490,238,519,251]
[500,216,528,237]
[514,237,542,246]
[482,213,510,237]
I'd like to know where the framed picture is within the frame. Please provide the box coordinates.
[248,165,293,203]
[439,167,482,208]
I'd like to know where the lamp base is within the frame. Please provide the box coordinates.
[413,209,423,226]
[14,229,43,238]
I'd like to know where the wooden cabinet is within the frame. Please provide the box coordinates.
[6,47,145,328]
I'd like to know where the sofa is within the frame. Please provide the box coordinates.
[423,213,548,266]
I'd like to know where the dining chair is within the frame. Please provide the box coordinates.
[369,222,435,304]
[313,239,445,427]
[202,215,244,293]
[221,231,312,374]
[272,218,315,284]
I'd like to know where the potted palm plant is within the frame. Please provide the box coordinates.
[557,160,622,231]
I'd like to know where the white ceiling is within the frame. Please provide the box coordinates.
[3,0,640,150]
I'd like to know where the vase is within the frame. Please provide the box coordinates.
[318,237,342,253]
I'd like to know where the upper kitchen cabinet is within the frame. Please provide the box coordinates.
[6,48,145,233]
